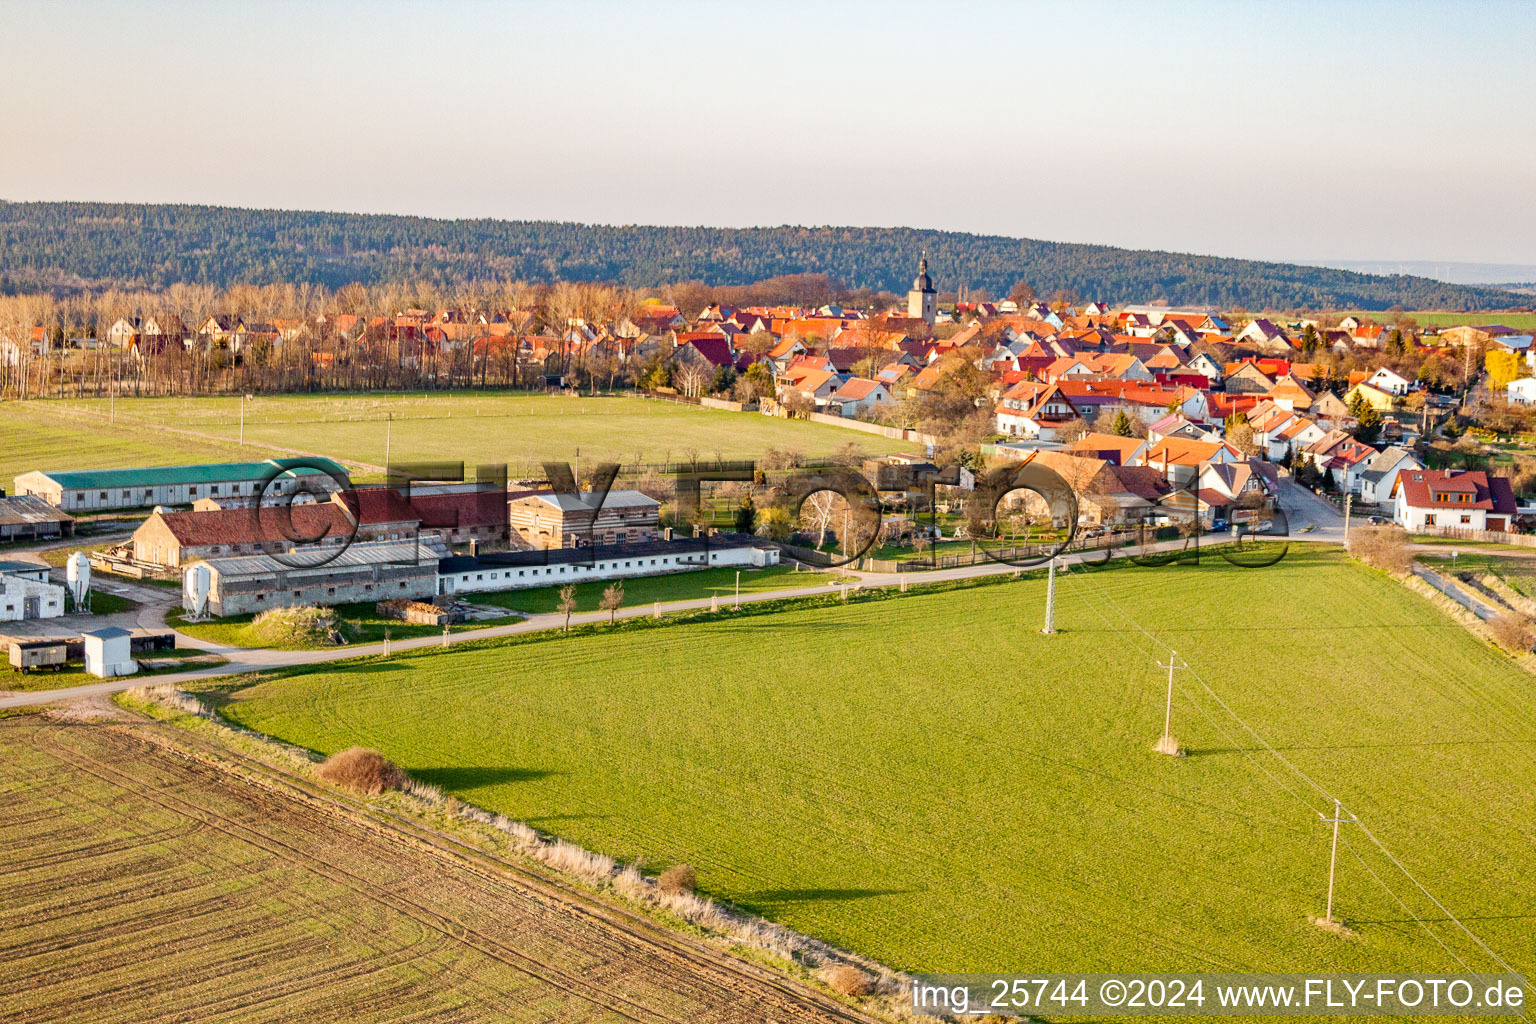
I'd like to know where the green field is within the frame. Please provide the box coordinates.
[1341,310,1536,332]
[0,402,245,497]
[470,564,842,614]
[221,548,1536,978]
[24,392,906,479]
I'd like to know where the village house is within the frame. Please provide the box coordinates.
[1141,437,1243,487]
[1393,469,1517,532]
[1357,446,1424,505]
[1366,367,1413,396]
[1344,381,1396,412]
[828,377,892,418]
[1508,378,1536,405]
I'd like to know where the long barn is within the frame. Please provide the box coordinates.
[14,458,350,512]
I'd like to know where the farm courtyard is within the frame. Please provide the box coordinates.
[220,548,1536,979]
[8,392,906,485]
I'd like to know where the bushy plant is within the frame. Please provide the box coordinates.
[658,863,696,895]
[316,747,408,795]
[1348,525,1414,576]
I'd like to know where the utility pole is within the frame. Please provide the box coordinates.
[1041,558,1057,634]
[735,570,741,608]
[1343,493,1352,542]
[239,395,245,447]
[384,412,392,476]
[1156,652,1186,756]
[1321,798,1358,924]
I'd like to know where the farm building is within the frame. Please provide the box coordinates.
[0,495,75,542]
[130,503,361,569]
[0,561,66,621]
[189,539,443,618]
[508,490,660,549]
[14,457,349,512]
[438,536,779,596]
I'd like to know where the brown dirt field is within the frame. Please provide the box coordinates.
[0,715,878,1024]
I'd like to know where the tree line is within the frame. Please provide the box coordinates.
[1,201,1527,311]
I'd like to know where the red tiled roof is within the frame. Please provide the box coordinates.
[1397,470,1517,513]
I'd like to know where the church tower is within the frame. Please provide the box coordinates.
[907,252,937,325]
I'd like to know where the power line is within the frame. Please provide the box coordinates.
[1054,564,1525,984]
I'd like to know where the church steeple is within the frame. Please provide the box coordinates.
[907,251,937,325]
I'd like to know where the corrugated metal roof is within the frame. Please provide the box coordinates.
[24,457,348,491]
[0,495,74,526]
[201,539,443,579]
[520,490,660,513]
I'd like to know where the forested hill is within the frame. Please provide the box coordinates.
[0,200,1524,311]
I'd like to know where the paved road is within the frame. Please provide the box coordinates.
[1412,564,1501,621]
[1274,476,1347,543]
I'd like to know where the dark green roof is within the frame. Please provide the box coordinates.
[27,457,348,491]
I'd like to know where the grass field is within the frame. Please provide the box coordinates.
[25,392,906,478]
[1340,310,1536,331]
[471,564,842,614]
[0,402,245,497]
[222,548,1536,980]
[0,714,832,1023]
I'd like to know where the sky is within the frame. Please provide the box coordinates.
[3,0,1533,266]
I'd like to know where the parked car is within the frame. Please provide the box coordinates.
[1368,516,1385,526]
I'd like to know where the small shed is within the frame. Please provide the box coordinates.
[83,627,137,678]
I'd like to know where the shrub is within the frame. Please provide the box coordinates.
[1488,612,1536,653]
[658,863,696,895]
[247,605,347,646]
[824,965,875,997]
[315,747,407,795]
[1348,525,1414,576]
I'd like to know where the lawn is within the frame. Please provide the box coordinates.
[472,563,842,614]
[221,548,1536,979]
[28,392,906,479]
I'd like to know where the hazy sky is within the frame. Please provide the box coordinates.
[3,0,1533,264]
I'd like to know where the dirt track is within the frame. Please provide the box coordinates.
[0,715,880,1024]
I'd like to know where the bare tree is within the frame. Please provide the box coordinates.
[557,584,578,631]
[599,581,625,624]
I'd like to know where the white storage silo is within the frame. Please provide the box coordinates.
[183,563,212,620]
[66,552,92,610]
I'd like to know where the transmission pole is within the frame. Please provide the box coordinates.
[1321,799,1357,924]
[1343,492,1352,542]
[1156,652,1186,755]
[1041,558,1057,634]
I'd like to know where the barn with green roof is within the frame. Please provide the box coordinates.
[14,457,350,512]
